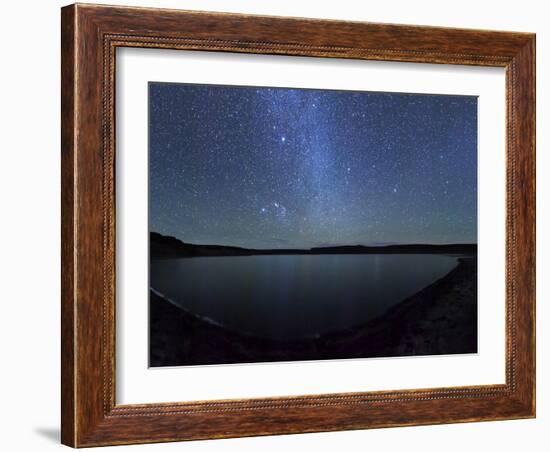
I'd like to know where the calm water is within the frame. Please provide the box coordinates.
[150,254,457,340]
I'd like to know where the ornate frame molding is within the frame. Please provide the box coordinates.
[61,4,535,447]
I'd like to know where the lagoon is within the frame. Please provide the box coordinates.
[150,254,458,340]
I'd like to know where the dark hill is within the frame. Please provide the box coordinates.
[150,232,476,259]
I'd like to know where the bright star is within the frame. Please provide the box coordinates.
[281,136,286,143]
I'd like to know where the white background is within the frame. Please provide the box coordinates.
[117,49,505,404]
[0,0,546,451]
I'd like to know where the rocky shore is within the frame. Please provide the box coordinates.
[150,257,477,367]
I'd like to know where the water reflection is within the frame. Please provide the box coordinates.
[150,254,457,340]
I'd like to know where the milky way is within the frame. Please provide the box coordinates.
[149,83,477,249]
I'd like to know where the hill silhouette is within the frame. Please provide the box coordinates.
[150,231,477,259]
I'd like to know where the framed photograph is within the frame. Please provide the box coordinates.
[61,3,535,447]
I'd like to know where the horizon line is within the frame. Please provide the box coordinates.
[150,231,477,251]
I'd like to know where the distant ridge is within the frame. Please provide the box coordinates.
[150,232,477,259]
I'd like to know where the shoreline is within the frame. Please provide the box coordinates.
[150,257,477,367]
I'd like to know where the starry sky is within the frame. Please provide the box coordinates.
[149,82,477,250]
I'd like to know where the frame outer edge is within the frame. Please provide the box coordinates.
[531,35,536,417]
[61,3,77,448]
[514,35,536,416]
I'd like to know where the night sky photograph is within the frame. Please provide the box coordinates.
[148,82,478,367]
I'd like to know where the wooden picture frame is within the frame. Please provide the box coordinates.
[61,3,535,447]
